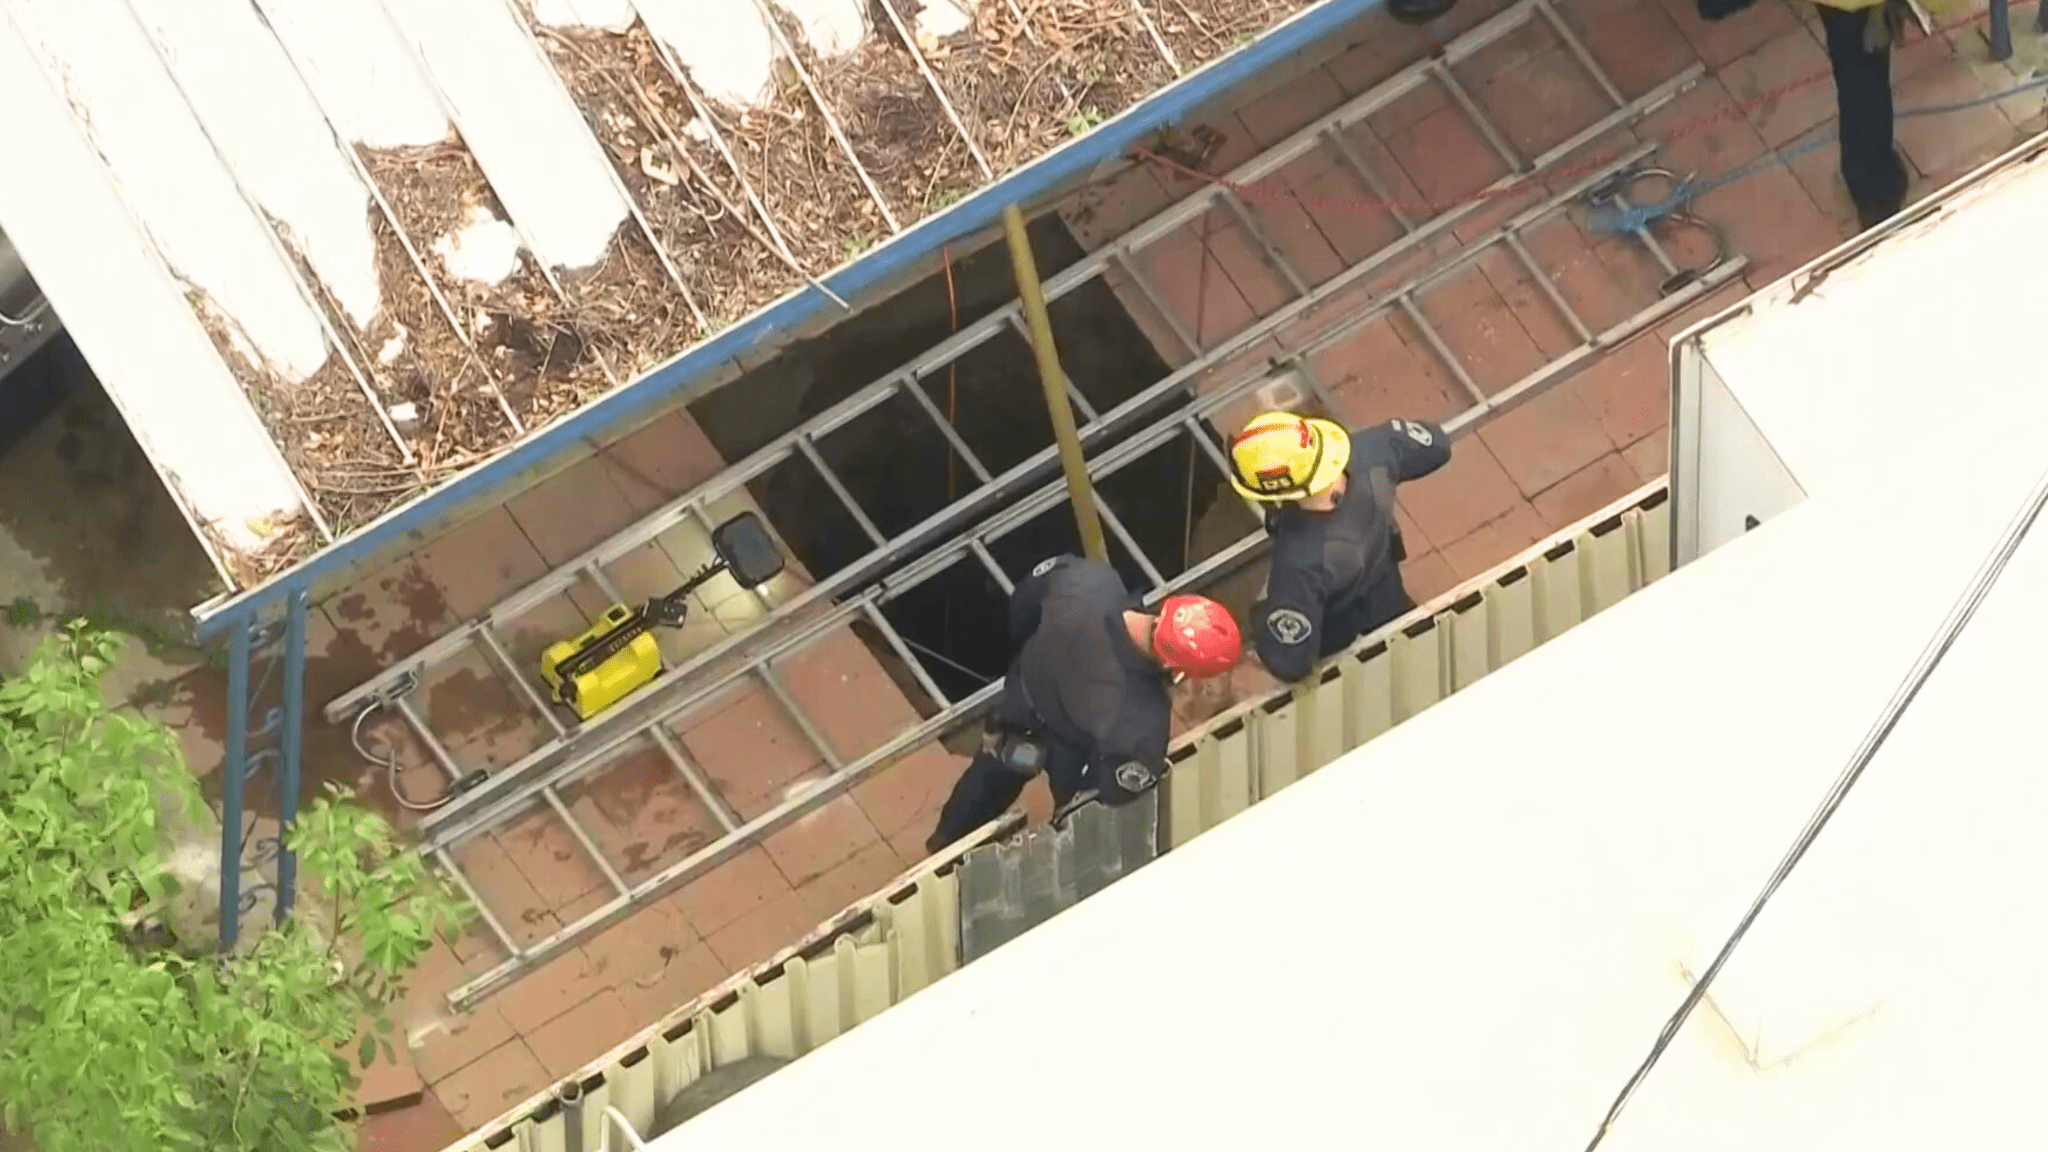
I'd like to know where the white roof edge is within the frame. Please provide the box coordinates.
[640,426,2048,1151]
[0,6,307,574]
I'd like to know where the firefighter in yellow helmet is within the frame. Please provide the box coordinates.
[1229,411,1450,683]
[1697,0,1907,230]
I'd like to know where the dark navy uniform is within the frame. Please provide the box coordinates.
[927,555,1174,852]
[1252,419,1451,683]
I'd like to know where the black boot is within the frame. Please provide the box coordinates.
[1388,0,1458,24]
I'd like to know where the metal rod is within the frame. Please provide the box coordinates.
[871,0,995,180]
[478,627,569,738]
[1218,189,1309,297]
[901,374,994,483]
[1434,63,1527,174]
[796,434,888,547]
[1399,295,1489,404]
[859,600,951,707]
[498,0,710,332]
[1094,492,1168,591]
[1004,203,1109,565]
[1113,249,1202,357]
[649,726,742,832]
[544,788,633,896]
[1506,232,1592,343]
[275,593,307,923]
[1323,126,1417,232]
[742,0,902,232]
[758,664,840,766]
[246,0,526,435]
[397,696,466,782]
[584,562,628,607]
[1536,0,1626,110]
[435,846,523,955]
[971,540,1016,594]
[219,623,252,952]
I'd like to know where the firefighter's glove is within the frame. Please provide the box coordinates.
[1865,0,1909,51]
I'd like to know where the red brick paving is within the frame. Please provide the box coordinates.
[135,0,2046,1144]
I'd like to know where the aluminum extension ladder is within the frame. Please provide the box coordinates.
[326,0,1743,1009]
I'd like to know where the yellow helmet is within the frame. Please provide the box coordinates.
[1227,411,1351,503]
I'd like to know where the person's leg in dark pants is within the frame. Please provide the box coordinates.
[1817,3,1908,229]
[927,752,1030,854]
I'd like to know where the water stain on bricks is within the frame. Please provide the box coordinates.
[421,666,520,745]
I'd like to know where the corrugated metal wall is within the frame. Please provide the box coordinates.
[450,482,1670,1152]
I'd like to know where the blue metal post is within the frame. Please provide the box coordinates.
[218,620,251,953]
[1990,0,2013,61]
[274,592,307,923]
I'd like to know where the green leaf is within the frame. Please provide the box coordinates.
[356,1034,376,1069]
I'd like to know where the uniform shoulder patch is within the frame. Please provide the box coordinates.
[1030,556,1060,578]
[1113,761,1157,794]
[1266,607,1314,646]
[1391,419,1434,446]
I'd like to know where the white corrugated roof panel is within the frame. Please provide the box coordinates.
[639,406,2048,1149]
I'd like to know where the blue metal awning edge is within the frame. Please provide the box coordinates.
[192,0,1379,640]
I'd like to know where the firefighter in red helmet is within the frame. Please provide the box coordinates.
[925,554,1242,854]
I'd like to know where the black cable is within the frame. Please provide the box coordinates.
[1582,454,2048,1150]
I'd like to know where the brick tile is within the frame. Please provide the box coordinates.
[658,846,794,937]
[1780,123,1860,238]
[1590,234,1672,316]
[1368,83,1454,145]
[415,646,547,770]
[562,742,726,886]
[1636,78,1769,177]
[1623,426,1672,480]
[525,989,635,1080]
[1652,279,1753,344]
[580,899,698,989]
[355,1035,426,1110]
[1132,220,1257,350]
[356,1089,465,1152]
[507,455,640,567]
[1654,0,1799,68]
[1401,551,1459,604]
[1105,261,1197,368]
[1202,214,1300,321]
[1474,247,1580,358]
[1397,437,1525,545]
[411,1003,517,1087]
[1438,501,1552,580]
[1062,162,1174,251]
[795,839,909,922]
[1470,43,1617,163]
[704,890,823,974]
[776,627,921,763]
[1950,27,2048,131]
[1236,66,1349,147]
[761,787,882,887]
[1324,16,1439,98]
[1381,105,1515,210]
[494,806,613,910]
[415,507,548,620]
[1477,379,1617,497]
[1690,164,1838,282]
[324,557,457,665]
[432,1040,549,1133]
[1246,182,1348,288]
[1416,267,1547,396]
[613,939,733,1025]
[604,410,726,516]
[1894,47,2024,185]
[496,945,604,1035]
[1554,0,1700,98]
[676,685,827,816]
[448,836,557,956]
[1574,334,1673,450]
[1720,27,1836,146]
[1532,453,1644,531]
[852,745,966,841]
[1319,315,1470,427]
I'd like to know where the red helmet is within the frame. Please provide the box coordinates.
[1151,595,1242,679]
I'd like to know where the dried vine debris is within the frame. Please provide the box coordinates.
[1149,0,1298,69]
[919,0,1181,172]
[794,2,986,220]
[539,24,791,329]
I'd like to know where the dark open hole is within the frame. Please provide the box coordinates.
[689,213,1224,706]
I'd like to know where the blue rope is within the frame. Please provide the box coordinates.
[1587,72,2048,234]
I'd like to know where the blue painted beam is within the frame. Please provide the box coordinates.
[192,0,1380,640]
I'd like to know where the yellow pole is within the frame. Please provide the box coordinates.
[1001,203,1109,565]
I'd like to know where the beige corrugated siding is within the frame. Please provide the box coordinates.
[448,480,1671,1152]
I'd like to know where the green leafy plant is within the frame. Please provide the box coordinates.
[1067,106,1104,137]
[0,623,470,1152]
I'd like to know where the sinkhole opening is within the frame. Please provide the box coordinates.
[689,213,1259,711]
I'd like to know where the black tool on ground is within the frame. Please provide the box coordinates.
[539,511,787,720]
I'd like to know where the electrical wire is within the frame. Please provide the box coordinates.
[352,700,458,812]
[1581,450,2048,1150]
[897,631,995,684]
